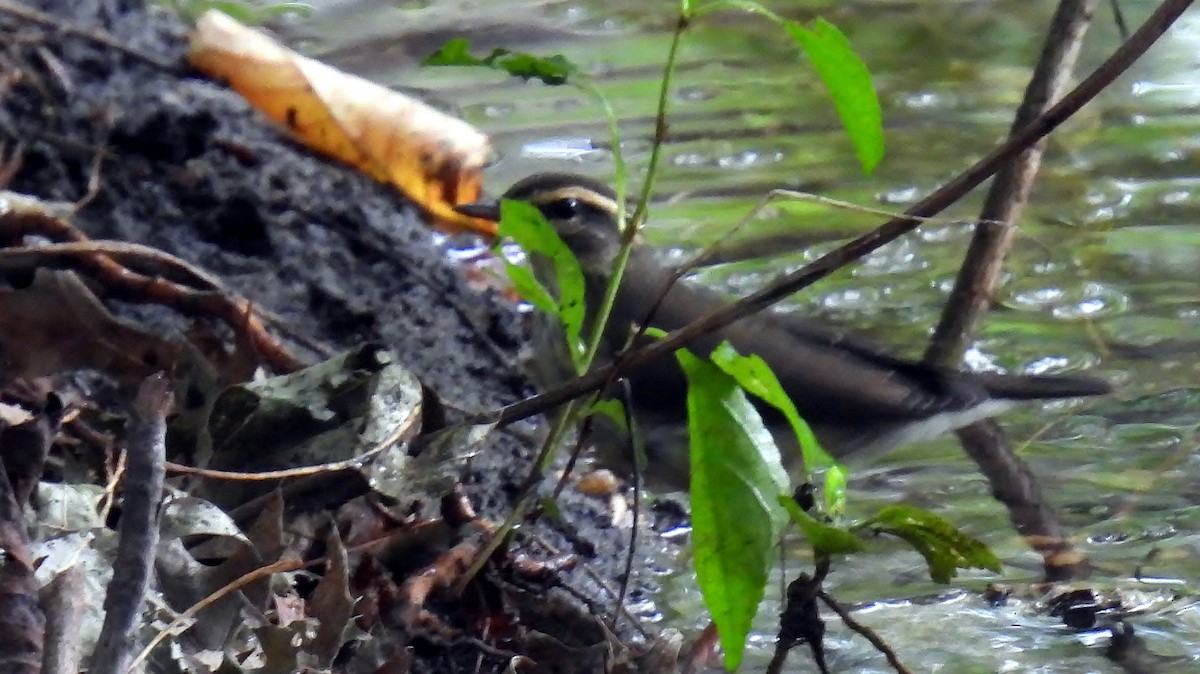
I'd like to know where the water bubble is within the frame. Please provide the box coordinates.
[856,239,925,276]
[879,186,921,204]
[1025,355,1072,375]
[1161,189,1190,205]
[676,84,719,103]
[717,151,760,168]
[716,149,781,168]
[522,138,603,161]
[1012,286,1065,310]
[962,346,1002,372]
[1050,282,1129,320]
[671,152,706,167]
[819,287,880,310]
[481,103,514,119]
[902,91,942,109]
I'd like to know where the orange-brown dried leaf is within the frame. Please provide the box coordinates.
[188,10,495,235]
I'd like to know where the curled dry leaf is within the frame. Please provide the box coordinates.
[202,343,423,507]
[188,10,495,235]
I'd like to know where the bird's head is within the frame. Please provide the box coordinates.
[454,173,628,275]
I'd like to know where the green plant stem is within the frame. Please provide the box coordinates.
[628,11,689,230]
[457,79,627,592]
[579,86,633,368]
[580,5,689,369]
[460,12,692,591]
[456,399,580,589]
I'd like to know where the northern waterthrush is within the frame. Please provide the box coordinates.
[456,173,1112,491]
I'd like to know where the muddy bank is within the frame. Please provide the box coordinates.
[0,1,668,671]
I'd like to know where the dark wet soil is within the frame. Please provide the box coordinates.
[1,1,667,671]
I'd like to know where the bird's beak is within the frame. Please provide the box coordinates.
[452,199,502,222]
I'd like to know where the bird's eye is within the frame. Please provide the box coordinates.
[540,197,581,221]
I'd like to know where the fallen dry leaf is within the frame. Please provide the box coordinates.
[188,10,495,235]
[0,269,184,388]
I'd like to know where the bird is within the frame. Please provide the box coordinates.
[454,172,1113,492]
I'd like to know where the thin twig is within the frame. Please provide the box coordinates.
[615,379,640,625]
[0,239,334,357]
[817,591,913,674]
[0,240,230,288]
[481,0,1191,431]
[927,0,1099,366]
[72,147,103,212]
[129,557,311,671]
[525,533,651,639]
[0,193,307,372]
[1110,0,1131,39]
[89,374,171,674]
[923,0,1100,582]
[164,416,415,480]
[0,141,23,189]
[40,565,87,674]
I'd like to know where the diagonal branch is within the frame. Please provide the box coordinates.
[924,0,1102,583]
[484,0,1193,429]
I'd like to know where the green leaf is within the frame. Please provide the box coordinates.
[497,200,588,370]
[586,398,649,476]
[422,37,477,66]
[864,505,1002,583]
[823,465,849,516]
[709,342,844,512]
[586,398,628,433]
[539,496,564,521]
[778,496,865,555]
[494,52,574,85]
[693,4,883,174]
[500,259,556,315]
[424,38,575,85]
[677,349,786,671]
[784,18,884,174]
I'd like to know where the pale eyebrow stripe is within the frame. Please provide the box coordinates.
[530,186,619,215]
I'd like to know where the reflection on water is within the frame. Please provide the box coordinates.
[287,1,1200,670]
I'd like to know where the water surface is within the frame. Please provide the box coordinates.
[283,1,1200,670]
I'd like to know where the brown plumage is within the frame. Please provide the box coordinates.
[457,173,1112,490]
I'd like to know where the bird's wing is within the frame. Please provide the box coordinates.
[610,258,983,422]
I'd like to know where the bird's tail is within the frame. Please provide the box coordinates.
[976,372,1113,400]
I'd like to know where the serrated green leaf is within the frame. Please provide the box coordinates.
[677,349,786,671]
[497,200,587,370]
[424,38,574,85]
[784,18,883,174]
[709,342,845,513]
[865,505,1002,583]
[501,260,556,315]
[706,344,794,488]
[778,496,865,555]
[491,52,574,85]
